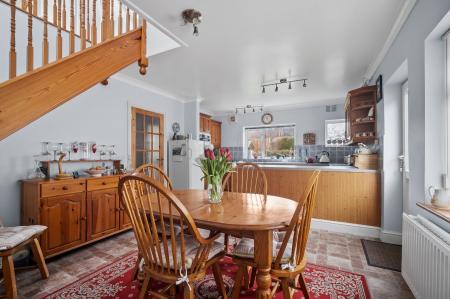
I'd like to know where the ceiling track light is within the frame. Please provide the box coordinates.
[261,78,308,93]
[235,105,264,115]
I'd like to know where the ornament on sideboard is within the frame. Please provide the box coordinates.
[55,153,73,180]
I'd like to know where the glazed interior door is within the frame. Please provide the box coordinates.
[132,107,164,169]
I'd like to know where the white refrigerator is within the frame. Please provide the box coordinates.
[168,139,205,189]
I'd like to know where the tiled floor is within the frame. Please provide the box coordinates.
[1,229,414,299]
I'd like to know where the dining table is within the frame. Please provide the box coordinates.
[169,189,298,299]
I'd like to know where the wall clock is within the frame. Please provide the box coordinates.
[261,113,273,125]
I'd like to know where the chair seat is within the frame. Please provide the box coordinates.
[154,235,224,269]
[156,221,184,236]
[0,225,47,251]
[232,237,293,264]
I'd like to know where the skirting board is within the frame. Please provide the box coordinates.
[312,218,402,245]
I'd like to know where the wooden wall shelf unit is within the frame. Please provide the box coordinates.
[40,159,121,178]
[263,168,381,227]
[345,86,377,145]
[200,113,222,149]
[21,175,131,258]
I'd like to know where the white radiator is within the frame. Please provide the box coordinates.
[402,213,450,299]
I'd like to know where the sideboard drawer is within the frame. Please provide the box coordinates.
[41,181,86,198]
[87,177,119,191]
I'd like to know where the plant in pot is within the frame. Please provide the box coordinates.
[198,147,234,203]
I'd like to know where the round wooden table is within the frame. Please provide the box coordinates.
[172,189,297,299]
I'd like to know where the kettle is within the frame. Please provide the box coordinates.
[428,186,450,209]
[318,151,330,163]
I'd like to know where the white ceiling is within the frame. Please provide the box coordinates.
[125,0,407,114]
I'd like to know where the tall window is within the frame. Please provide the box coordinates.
[445,30,450,186]
[131,107,164,169]
[325,119,346,146]
[244,125,295,159]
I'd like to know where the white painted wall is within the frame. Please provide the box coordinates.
[214,104,344,147]
[0,77,185,226]
[372,0,450,232]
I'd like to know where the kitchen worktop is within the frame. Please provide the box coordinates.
[237,161,378,173]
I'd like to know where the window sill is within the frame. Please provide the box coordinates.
[417,203,450,223]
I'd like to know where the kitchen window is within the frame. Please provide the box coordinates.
[325,119,346,146]
[244,124,295,159]
[444,29,450,187]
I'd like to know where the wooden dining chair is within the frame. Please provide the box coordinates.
[134,163,174,190]
[230,170,320,299]
[119,175,228,299]
[0,219,49,299]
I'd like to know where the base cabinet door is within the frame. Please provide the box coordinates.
[87,189,120,240]
[120,210,132,229]
[40,193,86,256]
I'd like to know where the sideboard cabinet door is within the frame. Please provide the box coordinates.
[87,189,120,240]
[40,192,86,256]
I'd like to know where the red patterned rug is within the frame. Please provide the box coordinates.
[42,252,371,299]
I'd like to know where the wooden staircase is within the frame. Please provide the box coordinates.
[0,0,149,141]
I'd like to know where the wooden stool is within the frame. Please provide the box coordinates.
[0,225,49,299]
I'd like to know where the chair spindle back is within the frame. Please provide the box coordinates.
[222,162,267,196]
[274,170,320,268]
[119,175,213,277]
[134,163,173,190]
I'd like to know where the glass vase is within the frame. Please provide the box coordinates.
[207,177,223,204]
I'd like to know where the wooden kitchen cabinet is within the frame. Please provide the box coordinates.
[86,188,120,241]
[200,113,221,148]
[22,175,130,258]
[40,192,86,256]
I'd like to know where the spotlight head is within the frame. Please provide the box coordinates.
[262,86,265,93]
[303,80,307,88]
[193,24,199,36]
[288,82,292,89]
[275,84,278,92]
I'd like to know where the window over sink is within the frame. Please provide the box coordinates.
[325,119,346,147]
[244,124,295,159]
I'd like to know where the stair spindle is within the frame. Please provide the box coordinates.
[43,0,49,65]
[92,0,97,44]
[57,0,62,59]
[109,0,114,38]
[118,0,122,35]
[9,0,17,78]
[69,0,74,53]
[62,0,66,29]
[33,0,37,15]
[86,0,90,40]
[27,0,33,71]
[21,0,26,10]
[133,10,137,29]
[126,6,129,32]
[80,0,86,49]
[53,0,57,24]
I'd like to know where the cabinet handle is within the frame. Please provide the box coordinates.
[62,186,69,190]
[81,216,87,220]
[102,182,107,185]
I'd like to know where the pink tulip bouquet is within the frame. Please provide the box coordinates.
[198,147,234,203]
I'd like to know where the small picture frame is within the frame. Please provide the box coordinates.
[376,75,383,103]
[303,133,316,145]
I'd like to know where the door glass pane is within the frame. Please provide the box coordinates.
[145,115,152,133]
[153,151,160,166]
[152,134,159,150]
[145,151,152,164]
[136,113,144,131]
[145,133,152,151]
[135,151,144,167]
[136,132,144,150]
[153,117,160,134]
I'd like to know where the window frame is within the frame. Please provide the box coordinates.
[243,124,296,159]
[444,30,450,188]
[324,119,346,147]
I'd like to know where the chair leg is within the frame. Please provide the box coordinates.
[133,253,142,281]
[139,274,151,299]
[281,278,293,299]
[249,267,257,288]
[2,255,18,299]
[30,238,49,279]
[183,282,194,299]
[224,234,229,253]
[243,266,250,288]
[298,273,310,299]
[231,264,245,299]
[212,262,228,299]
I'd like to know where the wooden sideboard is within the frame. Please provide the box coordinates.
[21,175,131,258]
[263,168,381,227]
